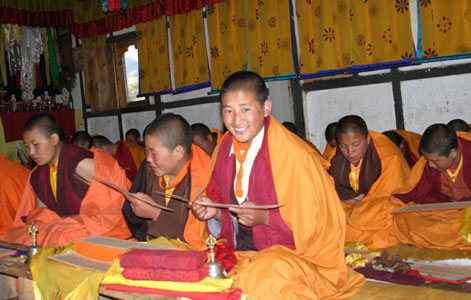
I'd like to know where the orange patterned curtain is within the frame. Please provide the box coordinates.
[419,0,471,59]
[169,9,210,91]
[296,0,415,77]
[136,18,171,95]
[206,0,247,90]
[245,0,294,78]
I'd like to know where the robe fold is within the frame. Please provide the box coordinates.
[330,131,410,249]
[1,148,131,247]
[322,143,336,162]
[0,155,30,235]
[392,130,421,168]
[122,145,209,245]
[115,140,146,181]
[205,116,364,300]
[390,132,471,250]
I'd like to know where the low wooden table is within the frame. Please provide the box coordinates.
[0,241,33,299]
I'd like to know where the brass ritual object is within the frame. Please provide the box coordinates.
[25,223,41,264]
[206,235,225,279]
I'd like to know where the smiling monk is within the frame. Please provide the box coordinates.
[190,71,364,299]
[329,115,410,248]
[1,113,130,247]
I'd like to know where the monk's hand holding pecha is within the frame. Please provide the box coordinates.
[190,196,221,221]
[229,200,269,227]
[125,192,161,221]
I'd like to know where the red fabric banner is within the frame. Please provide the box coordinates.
[0,110,76,143]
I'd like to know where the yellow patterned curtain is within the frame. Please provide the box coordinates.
[296,0,415,76]
[136,18,171,95]
[246,0,294,78]
[419,0,471,58]
[169,10,209,91]
[206,0,247,90]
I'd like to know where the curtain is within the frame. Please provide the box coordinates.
[207,0,247,90]
[245,0,294,78]
[296,0,415,77]
[169,9,209,91]
[419,0,471,58]
[136,18,171,95]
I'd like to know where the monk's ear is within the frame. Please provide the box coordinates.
[263,99,272,117]
[207,133,214,143]
[366,134,371,144]
[173,145,186,160]
[449,148,458,160]
[51,133,60,146]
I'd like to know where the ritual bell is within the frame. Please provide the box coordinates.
[206,235,225,279]
[25,223,41,264]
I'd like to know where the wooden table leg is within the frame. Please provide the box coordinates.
[18,278,34,300]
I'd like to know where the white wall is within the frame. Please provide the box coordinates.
[87,115,120,142]
[305,83,397,151]
[122,110,156,138]
[401,73,471,134]
[164,102,223,130]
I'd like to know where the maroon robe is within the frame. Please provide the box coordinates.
[205,119,294,251]
[115,140,138,181]
[29,144,93,217]
[394,137,471,204]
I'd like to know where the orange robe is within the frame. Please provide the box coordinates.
[331,131,410,249]
[322,143,336,162]
[1,148,131,247]
[0,155,30,235]
[390,132,471,250]
[207,116,364,300]
[392,129,421,167]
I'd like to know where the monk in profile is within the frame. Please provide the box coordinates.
[1,113,130,247]
[391,124,471,250]
[70,131,91,149]
[329,115,410,248]
[91,135,146,181]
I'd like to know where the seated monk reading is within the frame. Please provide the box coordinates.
[190,71,364,299]
[1,113,131,247]
[70,130,92,149]
[191,123,218,157]
[391,124,471,250]
[0,154,30,235]
[329,115,410,248]
[91,135,146,181]
[323,121,338,162]
[383,130,421,168]
[122,114,210,245]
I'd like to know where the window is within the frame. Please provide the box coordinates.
[124,45,145,103]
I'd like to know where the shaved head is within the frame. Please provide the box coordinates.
[335,115,368,141]
[90,135,113,149]
[191,123,211,140]
[420,124,457,157]
[447,119,470,133]
[220,71,269,105]
[71,131,91,148]
[145,113,192,153]
[23,113,64,140]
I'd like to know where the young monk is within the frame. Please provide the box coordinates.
[323,122,338,162]
[191,123,217,157]
[1,113,130,247]
[70,130,92,149]
[125,128,142,145]
[122,114,210,244]
[383,130,421,168]
[0,154,30,235]
[91,135,146,181]
[329,115,410,248]
[191,71,364,299]
[391,124,471,250]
